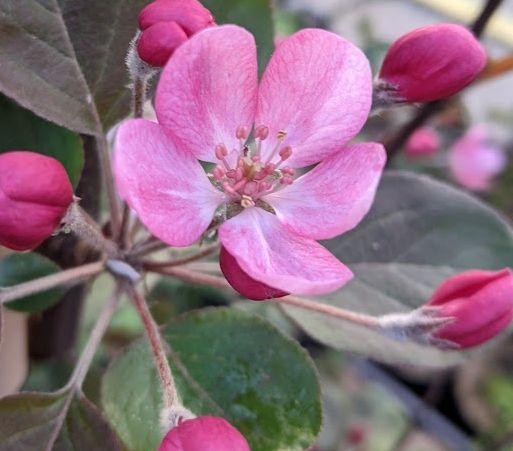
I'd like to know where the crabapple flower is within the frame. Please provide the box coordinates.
[449,125,506,191]
[114,25,386,298]
[159,416,250,451]
[136,0,215,67]
[426,269,513,348]
[0,151,73,251]
[375,23,486,104]
[405,127,440,158]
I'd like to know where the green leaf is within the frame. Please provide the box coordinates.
[203,0,275,75]
[283,172,513,367]
[0,391,122,451]
[0,95,84,186]
[102,307,321,451]
[0,0,100,134]
[0,253,63,313]
[0,0,148,134]
[149,278,228,325]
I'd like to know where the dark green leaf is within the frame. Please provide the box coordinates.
[283,172,513,366]
[0,253,63,313]
[0,95,84,186]
[0,391,122,451]
[57,0,148,129]
[102,307,321,451]
[203,0,275,75]
[0,0,100,134]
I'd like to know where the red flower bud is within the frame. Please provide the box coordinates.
[378,23,486,102]
[0,151,73,251]
[427,269,513,348]
[405,126,440,158]
[219,246,288,301]
[137,0,215,67]
[158,416,250,451]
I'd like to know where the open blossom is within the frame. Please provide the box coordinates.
[376,23,486,103]
[0,151,73,251]
[159,416,250,451]
[115,25,386,299]
[427,269,513,348]
[137,0,215,67]
[449,125,506,191]
[405,127,440,158]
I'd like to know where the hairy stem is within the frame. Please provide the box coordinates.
[146,266,380,328]
[0,261,105,305]
[133,77,147,119]
[127,285,177,409]
[143,243,219,270]
[384,0,504,160]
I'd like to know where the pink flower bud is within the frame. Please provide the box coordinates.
[405,127,440,158]
[159,416,250,451]
[449,125,506,192]
[137,0,215,67]
[426,269,513,348]
[0,151,73,251]
[220,246,288,301]
[378,24,486,102]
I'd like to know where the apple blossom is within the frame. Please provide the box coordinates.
[137,0,215,67]
[0,151,73,251]
[449,125,506,191]
[158,416,250,451]
[115,25,386,299]
[405,127,440,158]
[375,23,486,104]
[426,269,513,348]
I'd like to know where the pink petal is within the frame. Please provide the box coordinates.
[263,143,386,240]
[219,208,353,295]
[113,119,224,246]
[155,25,258,162]
[255,29,372,168]
[220,246,288,301]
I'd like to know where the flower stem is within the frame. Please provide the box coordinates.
[132,76,147,119]
[143,243,219,270]
[127,285,177,409]
[146,266,380,328]
[0,261,105,305]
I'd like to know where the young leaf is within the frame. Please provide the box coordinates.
[283,172,513,367]
[102,307,321,451]
[0,95,84,186]
[0,391,122,451]
[0,253,63,313]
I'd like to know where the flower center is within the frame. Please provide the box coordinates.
[208,125,295,208]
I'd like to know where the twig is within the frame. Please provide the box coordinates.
[44,286,121,451]
[126,285,177,409]
[0,261,105,305]
[384,0,505,160]
[143,243,219,270]
[95,134,122,238]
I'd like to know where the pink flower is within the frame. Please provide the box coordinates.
[137,0,215,67]
[115,26,386,298]
[427,269,513,348]
[0,151,73,251]
[405,127,440,158]
[449,125,506,191]
[377,23,486,103]
[159,416,250,451]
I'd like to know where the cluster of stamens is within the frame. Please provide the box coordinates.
[209,125,295,208]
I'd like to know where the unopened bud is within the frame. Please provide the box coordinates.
[376,23,486,104]
[159,416,250,451]
[219,246,288,301]
[405,127,440,158]
[0,151,73,251]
